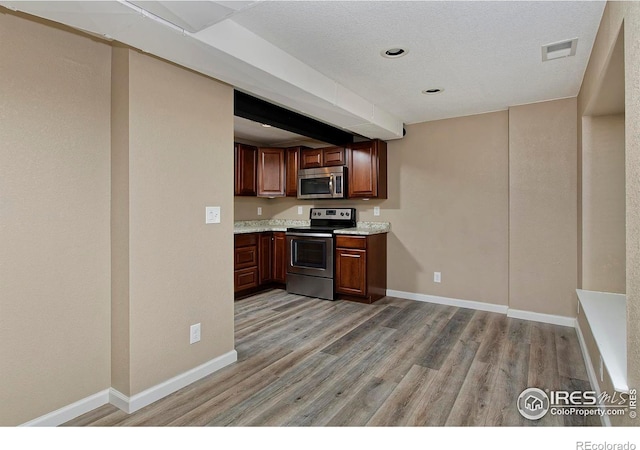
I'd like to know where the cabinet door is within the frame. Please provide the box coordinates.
[335,248,367,297]
[285,148,300,197]
[234,143,257,196]
[272,232,287,283]
[300,148,323,169]
[323,147,345,166]
[259,233,273,284]
[257,148,286,197]
[347,140,387,199]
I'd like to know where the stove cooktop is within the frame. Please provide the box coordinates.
[286,207,356,234]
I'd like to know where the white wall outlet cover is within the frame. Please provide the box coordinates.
[190,323,201,344]
[374,206,380,216]
[434,272,441,283]
[257,207,262,216]
[205,206,221,224]
[297,206,303,215]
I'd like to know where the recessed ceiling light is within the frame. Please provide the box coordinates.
[422,88,444,95]
[381,47,408,59]
[261,124,272,128]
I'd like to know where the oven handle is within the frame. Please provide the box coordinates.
[286,232,333,238]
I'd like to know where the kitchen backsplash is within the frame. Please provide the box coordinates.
[234,196,387,222]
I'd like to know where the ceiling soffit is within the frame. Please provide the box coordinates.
[0,0,404,141]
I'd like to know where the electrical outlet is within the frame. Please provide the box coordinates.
[298,206,303,215]
[434,272,441,283]
[190,323,201,344]
[374,206,380,216]
[205,206,220,224]
[257,206,262,216]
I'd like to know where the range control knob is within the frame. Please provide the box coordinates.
[340,212,344,216]
[345,211,350,216]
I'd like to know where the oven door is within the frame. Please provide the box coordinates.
[286,233,334,278]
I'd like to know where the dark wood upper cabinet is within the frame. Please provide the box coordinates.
[257,147,286,197]
[322,147,345,166]
[285,147,300,197]
[346,139,387,199]
[300,148,323,169]
[234,143,257,196]
[300,146,345,169]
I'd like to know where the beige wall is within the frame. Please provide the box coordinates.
[0,12,112,425]
[383,112,509,305]
[578,1,640,426]
[237,104,580,317]
[113,49,235,395]
[509,98,578,317]
[581,114,626,293]
[248,113,511,306]
[0,10,235,425]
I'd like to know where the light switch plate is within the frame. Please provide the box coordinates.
[205,206,220,224]
[434,272,441,283]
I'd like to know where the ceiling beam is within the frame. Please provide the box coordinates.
[234,91,354,146]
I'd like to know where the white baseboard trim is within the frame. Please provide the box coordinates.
[387,290,576,328]
[506,309,576,328]
[575,320,611,427]
[386,289,509,314]
[110,349,237,414]
[20,389,109,427]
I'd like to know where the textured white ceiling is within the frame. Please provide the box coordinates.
[231,0,606,124]
[1,0,606,141]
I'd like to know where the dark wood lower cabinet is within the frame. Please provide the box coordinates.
[235,231,387,302]
[234,267,258,292]
[234,233,258,294]
[335,248,367,296]
[335,233,387,304]
[272,232,287,283]
[259,232,273,284]
[235,231,287,298]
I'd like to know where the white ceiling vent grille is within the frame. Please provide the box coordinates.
[542,38,578,61]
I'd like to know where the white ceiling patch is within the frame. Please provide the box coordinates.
[542,38,578,62]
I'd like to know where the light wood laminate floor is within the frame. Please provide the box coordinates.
[64,289,598,426]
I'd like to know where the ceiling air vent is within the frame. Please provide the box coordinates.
[542,38,578,62]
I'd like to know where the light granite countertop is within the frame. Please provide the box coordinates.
[233,219,309,234]
[333,222,391,235]
[233,219,390,235]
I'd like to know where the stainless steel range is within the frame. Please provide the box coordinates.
[286,207,356,300]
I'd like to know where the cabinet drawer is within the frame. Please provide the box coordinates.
[336,235,367,250]
[235,245,258,269]
[235,267,258,292]
[235,233,258,247]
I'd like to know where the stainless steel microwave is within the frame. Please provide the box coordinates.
[297,166,346,200]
